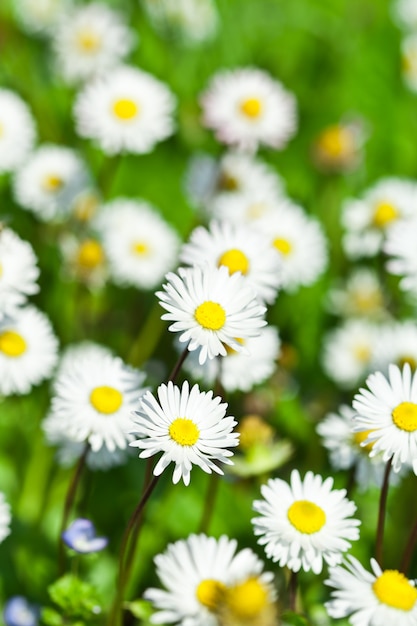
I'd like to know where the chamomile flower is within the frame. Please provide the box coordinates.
[46,343,146,454]
[325,555,417,626]
[144,534,275,626]
[97,198,180,290]
[180,221,282,304]
[394,0,417,30]
[352,363,417,474]
[13,0,69,36]
[59,234,108,289]
[256,201,328,291]
[130,380,239,485]
[326,268,386,319]
[342,178,417,259]
[0,306,58,396]
[182,325,281,393]
[371,321,417,373]
[0,90,36,174]
[52,3,135,84]
[312,119,366,173]
[207,187,284,225]
[384,216,417,298]
[74,65,176,155]
[252,470,360,574]
[0,228,39,322]
[322,319,379,389]
[13,145,88,221]
[142,0,218,45]
[157,265,266,365]
[201,68,297,152]
[0,492,11,543]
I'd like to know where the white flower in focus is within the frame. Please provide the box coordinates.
[45,343,146,454]
[0,228,39,322]
[181,221,282,304]
[130,381,239,485]
[142,0,218,45]
[256,201,328,291]
[322,319,379,389]
[13,0,69,36]
[0,493,11,543]
[157,265,266,365]
[252,470,360,574]
[352,363,417,474]
[97,198,180,290]
[0,306,59,396]
[325,555,417,626]
[144,534,275,626]
[13,145,88,221]
[52,3,135,84]
[201,68,297,152]
[384,216,417,298]
[326,268,386,319]
[0,89,36,174]
[74,66,176,155]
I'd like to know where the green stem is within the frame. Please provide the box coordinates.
[288,570,298,612]
[198,473,220,534]
[400,512,417,574]
[375,458,392,566]
[127,301,165,368]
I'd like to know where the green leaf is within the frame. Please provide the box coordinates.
[47,574,102,621]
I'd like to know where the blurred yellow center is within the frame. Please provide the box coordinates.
[317,125,353,158]
[0,262,3,277]
[169,418,199,446]
[43,174,63,192]
[196,579,226,611]
[239,415,274,450]
[0,330,27,357]
[240,97,263,118]
[392,402,417,432]
[77,239,104,269]
[353,344,371,363]
[218,249,249,275]
[112,99,139,120]
[398,356,417,370]
[76,29,101,52]
[225,577,269,620]
[352,290,383,314]
[372,570,417,610]
[195,301,226,330]
[353,429,375,452]
[132,241,149,256]
[225,337,244,356]
[273,238,292,256]
[90,386,123,414]
[287,500,326,534]
[219,172,239,191]
[373,201,398,228]
[73,192,99,222]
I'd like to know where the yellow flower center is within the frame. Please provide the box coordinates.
[112,99,139,121]
[196,579,226,611]
[224,577,269,620]
[77,239,104,270]
[218,172,239,191]
[89,385,123,414]
[169,418,200,446]
[76,29,101,52]
[247,202,267,219]
[317,125,354,159]
[287,500,326,534]
[195,301,226,331]
[0,330,27,357]
[352,290,383,314]
[392,402,417,432]
[273,238,292,256]
[224,337,244,356]
[353,344,371,363]
[217,248,250,275]
[398,356,417,370]
[131,241,149,256]
[73,192,99,222]
[42,174,63,192]
[373,201,399,229]
[240,97,263,119]
[353,429,375,453]
[239,414,274,450]
[372,570,417,611]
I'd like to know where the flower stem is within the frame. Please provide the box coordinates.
[198,473,220,533]
[400,512,417,574]
[288,570,298,611]
[375,458,392,566]
[168,345,189,383]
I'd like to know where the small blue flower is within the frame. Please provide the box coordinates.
[3,596,39,626]
[62,518,108,553]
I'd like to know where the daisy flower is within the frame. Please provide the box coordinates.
[59,233,108,289]
[342,178,417,259]
[0,228,40,322]
[0,492,11,543]
[326,268,386,319]
[394,0,417,30]
[52,3,135,84]
[97,198,180,290]
[201,67,297,152]
[130,380,239,485]
[252,469,360,574]
[142,0,218,45]
[181,325,281,393]
[312,119,366,173]
[352,363,417,474]
[157,265,266,365]
[13,145,88,221]
[45,342,146,454]
[13,0,68,36]
[0,89,36,174]
[256,200,328,291]
[384,216,417,298]
[371,321,417,373]
[0,306,58,396]
[180,220,282,304]
[322,319,379,389]
[325,555,417,626]
[144,534,275,626]
[74,65,176,155]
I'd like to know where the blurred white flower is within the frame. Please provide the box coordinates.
[142,0,219,45]
[13,0,69,36]
[384,215,417,298]
[0,89,36,174]
[0,493,11,544]
[326,268,386,319]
